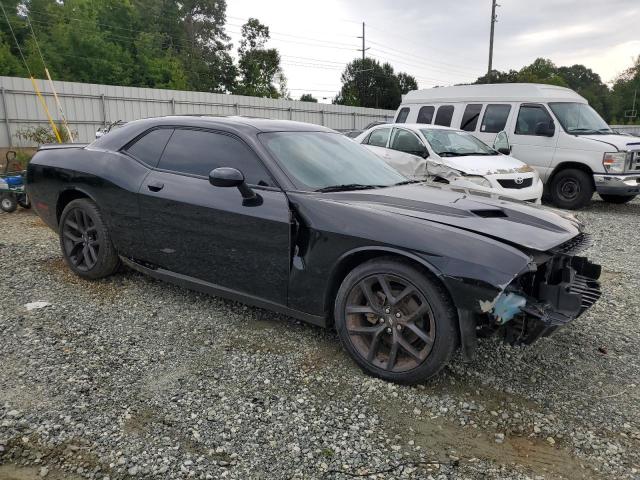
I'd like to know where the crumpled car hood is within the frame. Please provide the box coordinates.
[322,183,581,251]
[440,154,532,176]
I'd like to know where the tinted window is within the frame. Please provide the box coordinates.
[515,104,554,135]
[480,104,511,133]
[158,129,272,186]
[416,106,435,124]
[390,129,425,155]
[434,105,454,126]
[396,107,410,123]
[460,104,482,132]
[366,128,391,147]
[124,128,173,167]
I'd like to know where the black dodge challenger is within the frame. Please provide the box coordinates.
[26,116,602,384]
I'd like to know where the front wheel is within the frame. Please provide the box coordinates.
[59,198,120,279]
[334,258,457,384]
[599,194,637,204]
[549,168,594,210]
[1,194,18,213]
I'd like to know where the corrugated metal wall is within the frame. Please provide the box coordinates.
[611,125,640,136]
[0,76,395,147]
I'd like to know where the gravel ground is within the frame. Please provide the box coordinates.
[1,198,639,480]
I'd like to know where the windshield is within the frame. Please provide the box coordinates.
[548,102,611,134]
[419,129,497,157]
[260,131,405,190]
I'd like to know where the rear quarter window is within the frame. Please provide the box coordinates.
[395,108,410,123]
[123,128,174,167]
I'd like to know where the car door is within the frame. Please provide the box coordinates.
[137,127,291,305]
[507,103,559,181]
[361,126,392,160]
[387,128,429,179]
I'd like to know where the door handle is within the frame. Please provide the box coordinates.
[147,182,164,192]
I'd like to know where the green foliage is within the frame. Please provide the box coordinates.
[610,56,640,125]
[299,93,318,103]
[233,18,286,98]
[15,122,77,144]
[334,58,416,109]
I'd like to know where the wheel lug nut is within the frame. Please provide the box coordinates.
[379,318,385,324]
[386,328,392,334]
[397,325,402,331]
[395,312,401,318]
[385,308,390,314]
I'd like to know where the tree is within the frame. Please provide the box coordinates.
[334,58,414,109]
[397,72,418,94]
[610,56,640,124]
[234,18,286,98]
[299,93,318,102]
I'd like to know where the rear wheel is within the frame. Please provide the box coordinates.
[1,194,18,213]
[334,258,457,384]
[59,198,120,279]
[599,194,636,204]
[549,168,594,210]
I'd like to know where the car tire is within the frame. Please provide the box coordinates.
[334,257,457,384]
[598,194,637,204]
[59,198,120,280]
[549,169,594,210]
[1,194,18,213]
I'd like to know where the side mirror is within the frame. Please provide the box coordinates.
[493,131,511,155]
[535,121,555,137]
[209,167,258,203]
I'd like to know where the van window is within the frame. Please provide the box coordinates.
[434,105,454,126]
[480,104,511,133]
[365,128,391,147]
[416,106,435,124]
[460,104,482,132]
[396,108,410,123]
[515,104,554,136]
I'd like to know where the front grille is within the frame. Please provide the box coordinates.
[552,233,592,255]
[569,274,602,313]
[497,177,533,189]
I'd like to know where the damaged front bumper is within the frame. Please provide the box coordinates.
[457,233,602,354]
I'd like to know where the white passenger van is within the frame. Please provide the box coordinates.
[395,83,640,209]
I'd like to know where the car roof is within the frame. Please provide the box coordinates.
[368,123,457,132]
[402,83,587,104]
[91,115,335,150]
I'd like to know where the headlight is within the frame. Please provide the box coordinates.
[603,152,627,173]
[461,175,491,188]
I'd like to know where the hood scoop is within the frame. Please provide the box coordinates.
[471,209,508,218]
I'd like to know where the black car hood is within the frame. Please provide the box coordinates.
[319,183,581,252]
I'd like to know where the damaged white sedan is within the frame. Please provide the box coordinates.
[355,124,543,203]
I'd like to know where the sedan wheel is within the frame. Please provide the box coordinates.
[59,199,120,279]
[335,258,457,384]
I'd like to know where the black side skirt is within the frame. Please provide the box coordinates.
[120,257,327,328]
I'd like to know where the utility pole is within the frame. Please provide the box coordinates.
[487,0,498,82]
[356,22,370,107]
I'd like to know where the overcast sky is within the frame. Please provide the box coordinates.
[225,0,640,102]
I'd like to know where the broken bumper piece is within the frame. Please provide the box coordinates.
[491,255,602,345]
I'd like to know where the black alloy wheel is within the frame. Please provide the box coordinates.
[335,258,457,384]
[62,207,100,272]
[345,274,436,373]
[59,199,120,279]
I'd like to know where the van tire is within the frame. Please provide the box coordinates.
[549,168,593,210]
[599,194,636,204]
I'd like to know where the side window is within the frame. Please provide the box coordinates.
[416,106,435,124]
[390,129,425,155]
[124,128,173,167]
[460,104,483,132]
[480,104,511,133]
[395,107,410,123]
[158,129,272,186]
[434,105,454,126]
[366,128,391,147]
[515,104,554,135]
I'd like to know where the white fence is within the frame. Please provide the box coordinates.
[0,76,395,147]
